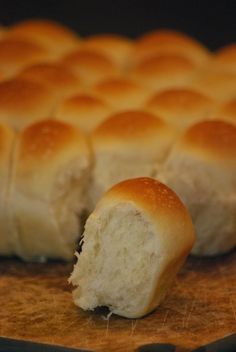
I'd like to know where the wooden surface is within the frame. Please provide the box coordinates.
[0,251,235,352]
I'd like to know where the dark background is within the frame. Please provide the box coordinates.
[1,0,236,50]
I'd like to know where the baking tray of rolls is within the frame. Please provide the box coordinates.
[0,19,235,352]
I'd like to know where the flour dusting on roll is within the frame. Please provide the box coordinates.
[70,177,195,318]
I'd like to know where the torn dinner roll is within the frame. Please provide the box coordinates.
[0,38,54,79]
[82,34,133,68]
[62,49,120,86]
[131,29,210,66]
[145,88,216,131]
[91,77,151,110]
[17,62,82,100]
[55,93,113,132]
[69,177,195,318]
[0,124,15,256]
[6,19,80,57]
[90,110,176,208]
[157,120,236,256]
[8,119,92,261]
[130,55,197,92]
[0,78,57,130]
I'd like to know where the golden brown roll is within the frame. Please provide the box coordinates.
[130,54,197,92]
[90,110,176,208]
[8,119,92,261]
[131,29,211,66]
[157,120,236,256]
[6,19,80,57]
[0,38,54,79]
[55,93,113,132]
[212,44,236,73]
[0,124,15,255]
[145,88,216,131]
[214,99,236,125]
[0,25,6,39]
[82,34,133,68]
[190,71,236,101]
[17,62,82,100]
[62,49,121,86]
[0,78,57,130]
[70,177,195,318]
[91,77,151,110]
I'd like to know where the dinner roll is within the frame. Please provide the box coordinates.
[6,19,80,57]
[0,78,57,130]
[131,29,210,66]
[157,120,236,256]
[8,119,92,261]
[91,77,151,110]
[55,94,113,132]
[0,25,6,39]
[69,177,195,318]
[130,55,197,92]
[0,124,15,255]
[82,34,133,68]
[90,110,176,208]
[215,99,236,125]
[212,44,236,73]
[145,88,216,131]
[62,49,120,86]
[17,62,82,100]
[191,71,236,101]
[0,38,54,79]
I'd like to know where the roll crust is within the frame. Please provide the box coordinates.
[55,93,112,132]
[0,38,54,79]
[0,78,57,130]
[17,63,82,100]
[131,54,197,91]
[62,49,120,85]
[146,88,216,130]
[6,19,80,56]
[92,110,174,149]
[82,34,133,67]
[91,77,151,110]
[191,71,236,101]
[132,29,210,66]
